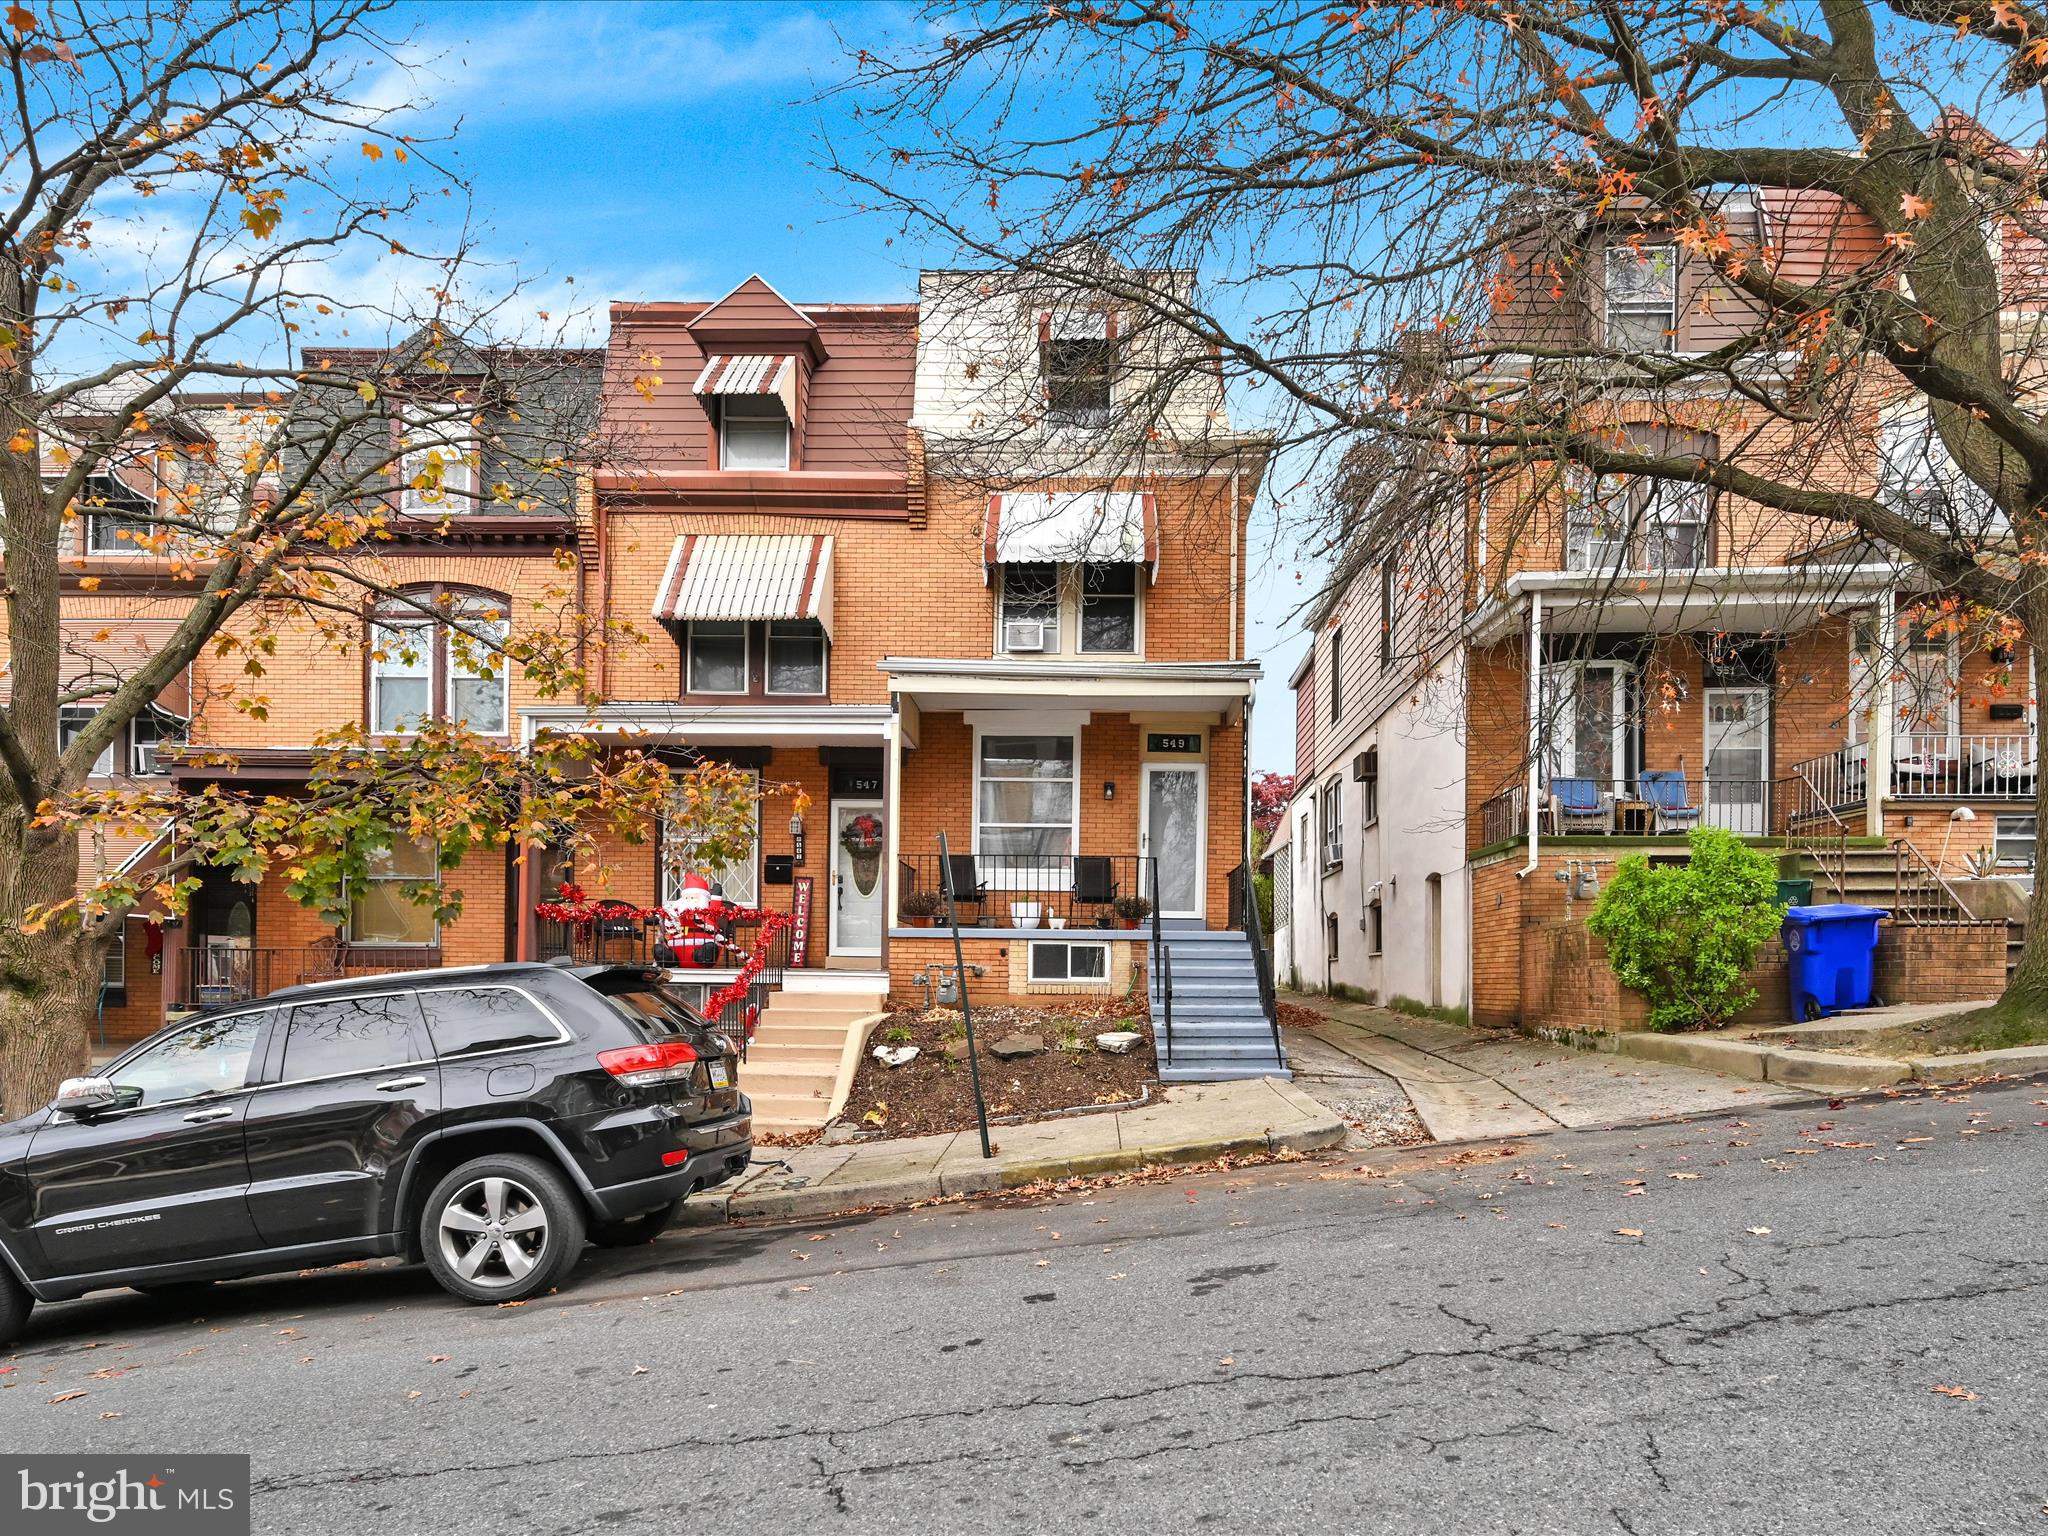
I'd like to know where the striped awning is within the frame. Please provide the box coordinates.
[983,491,1158,581]
[693,354,800,424]
[652,533,834,638]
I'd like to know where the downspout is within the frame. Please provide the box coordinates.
[1867,587,1894,839]
[1228,466,1241,661]
[1518,590,1543,879]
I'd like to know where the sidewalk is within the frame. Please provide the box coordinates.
[1283,994,1805,1141]
[685,1076,1345,1225]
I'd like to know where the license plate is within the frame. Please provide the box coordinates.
[707,1060,731,1090]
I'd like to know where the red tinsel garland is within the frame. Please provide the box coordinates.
[535,882,794,1031]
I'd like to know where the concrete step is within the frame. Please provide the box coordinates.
[743,1088,834,1119]
[1159,1062,1291,1082]
[1170,979,1263,997]
[742,1040,841,1067]
[736,1063,836,1095]
[1159,999,1275,1021]
[746,1022,852,1049]
[760,1000,885,1022]
[1152,1012,1278,1033]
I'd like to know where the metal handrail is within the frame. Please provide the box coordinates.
[1891,836,1977,924]
[1238,862,1283,1065]
[1149,856,1172,1069]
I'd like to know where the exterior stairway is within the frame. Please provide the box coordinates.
[1797,842,1974,923]
[1149,924,1290,1082]
[738,984,888,1133]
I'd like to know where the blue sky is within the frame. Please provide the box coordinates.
[382,0,1314,774]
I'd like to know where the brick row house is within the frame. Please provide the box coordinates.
[1282,186,2029,1028]
[53,266,1277,1127]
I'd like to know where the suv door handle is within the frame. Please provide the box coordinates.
[182,1106,235,1123]
[375,1076,427,1093]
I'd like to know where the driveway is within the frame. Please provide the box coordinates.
[1283,993,1807,1141]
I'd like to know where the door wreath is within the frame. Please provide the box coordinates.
[840,811,884,896]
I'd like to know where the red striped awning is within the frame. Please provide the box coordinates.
[652,533,834,638]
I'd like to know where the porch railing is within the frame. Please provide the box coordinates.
[896,853,1154,930]
[171,943,443,1010]
[535,911,792,980]
[1791,734,2036,808]
[1479,784,1527,847]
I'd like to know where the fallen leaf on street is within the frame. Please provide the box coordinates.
[1218,1357,1234,1366]
[48,1391,87,1404]
[1931,1384,1978,1401]
[427,1355,448,1364]
[1667,1172,1701,1181]
[1746,1226,1772,1236]
[791,1285,814,1294]
[1614,1228,1644,1238]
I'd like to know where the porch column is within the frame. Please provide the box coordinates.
[1867,590,1894,839]
[881,709,901,977]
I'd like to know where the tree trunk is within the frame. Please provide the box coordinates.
[2002,594,2048,1018]
[0,812,104,1120]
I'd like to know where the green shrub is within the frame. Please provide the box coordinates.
[1586,827,1784,1032]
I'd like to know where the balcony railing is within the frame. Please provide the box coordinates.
[1790,734,2036,812]
[1483,778,1776,839]
[896,853,1155,929]
[171,943,443,1010]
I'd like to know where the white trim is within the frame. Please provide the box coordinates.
[828,797,886,959]
[519,703,891,747]
[1026,940,1111,983]
[1141,761,1208,920]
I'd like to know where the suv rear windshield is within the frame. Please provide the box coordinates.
[596,986,711,1044]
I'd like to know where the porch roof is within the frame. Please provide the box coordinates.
[880,656,1257,716]
[520,702,891,748]
[1465,562,1904,647]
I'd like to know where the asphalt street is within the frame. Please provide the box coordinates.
[5,1082,2046,1535]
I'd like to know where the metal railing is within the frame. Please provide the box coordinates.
[1889,837,1977,925]
[896,852,1153,930]
[1150,856,1172,1070]
[1792,734,2037,807]
[171,943,443,1009]
[536,910,792,980]
[1228,860,1283,1064]
[1479,784,1527,847]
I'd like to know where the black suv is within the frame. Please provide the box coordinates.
[0,962,751,1342]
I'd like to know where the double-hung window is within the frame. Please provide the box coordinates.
[661,770,759,906]
[765,621,827,694]
[369,594,510,735]
[57,707,116,777]
[1000,563,1061,654]
[1379,565,1398,664]
[1319,778,1343,871]
[397,403,477,515]
[977,734,1077,860]
[348,837,440,945]
[1604,244,1676,352]
[1996,814,2036,872]
[719,398,790,470]
[686,621,749,694]
[1042,332,1113,425]
[1079,564,1137,652]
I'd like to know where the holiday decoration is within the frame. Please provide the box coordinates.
[534,879,793,1039]
[839,811,884,896]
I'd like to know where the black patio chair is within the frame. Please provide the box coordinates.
[1071,855,1118,924]
[942,853,989,921]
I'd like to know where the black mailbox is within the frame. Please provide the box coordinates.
[764,855,795,885]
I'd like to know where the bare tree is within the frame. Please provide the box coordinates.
[842,1,2048,1017]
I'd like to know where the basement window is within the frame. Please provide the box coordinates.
[1996,814,2036,872]
[1028,942,1109,983]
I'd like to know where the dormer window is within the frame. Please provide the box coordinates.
[1604,245,1676,352]
[719,397,790,470]
[397,402,478,515]
[1040,307,1116,426]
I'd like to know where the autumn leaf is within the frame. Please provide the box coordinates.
[48,1390,87,1403]
[427,1354,448,1364]
[1745,1226,1772,1236]
[78,576,101,591]
[1614,1227,1644,1238]
[1899,192,1933,221]
[361,142,383,160]
[1931,1383,1978,1401]
[6,5,36,36]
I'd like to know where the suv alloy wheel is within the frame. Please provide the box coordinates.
[420,1153,586,1304]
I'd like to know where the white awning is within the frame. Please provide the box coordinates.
[652,533,834,638]
[692,354,799,421]
[983,491,1158,580]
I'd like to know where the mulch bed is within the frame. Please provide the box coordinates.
[839,1000,1156,1141]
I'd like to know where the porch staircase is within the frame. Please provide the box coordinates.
[738,982,889,1134]
[1796,841,1974,923]
[1150,923,1290,1083]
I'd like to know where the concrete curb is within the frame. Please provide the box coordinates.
[679,1100,1347,1227]
[1609,1028,2048,1090]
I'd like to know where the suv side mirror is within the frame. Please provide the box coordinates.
[53,1076,118,1116]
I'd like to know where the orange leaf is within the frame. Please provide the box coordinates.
[1899,192,1933,221]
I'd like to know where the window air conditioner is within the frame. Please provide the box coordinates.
[1003,620,1048,653]
[1352,751,1373,782]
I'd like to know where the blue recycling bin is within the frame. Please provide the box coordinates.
[1781,904,1884,1019]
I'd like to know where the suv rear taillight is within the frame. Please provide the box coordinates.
[598,1040,700,1086]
